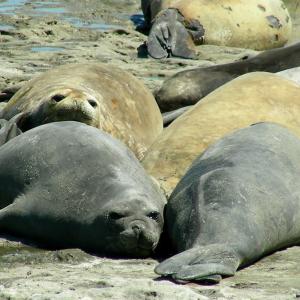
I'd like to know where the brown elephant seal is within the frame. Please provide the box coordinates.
[0,121,166,257]
[142,0,292,59]
[156,41,300,112]
[142,72,300,196]
[155,122,300,283]
[0,63,163,160]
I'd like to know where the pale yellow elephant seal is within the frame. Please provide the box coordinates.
[0,63,163,160]
[142,72,300,196]
[142,0,292,58]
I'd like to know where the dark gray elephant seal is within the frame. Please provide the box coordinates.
[0,121,165,257]
[155,122,300,282]
[156,41,300,112]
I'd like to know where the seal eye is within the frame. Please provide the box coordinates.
[147,211,160,222]
[109,211,125,220]
[88,99,98,108]
[51,94,66,102]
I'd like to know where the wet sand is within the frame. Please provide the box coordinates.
[0,0,300,299]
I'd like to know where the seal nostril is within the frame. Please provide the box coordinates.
[131,224,142,235]
[132,224,140,230]
[51,94,66,103]
[88,99,97,108]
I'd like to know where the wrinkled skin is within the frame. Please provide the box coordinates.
[156,123,300,283]
[0,121,166,257]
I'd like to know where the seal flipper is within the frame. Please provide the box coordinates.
[0,113,24,146]
[162,105,193,126]
[155,244,241,283]
[147,8,197,59]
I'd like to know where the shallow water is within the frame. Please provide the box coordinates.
[31,46,65,52]
[0,24,14,30]
[0,0,27,14]
[65,16,123,31]
[0,0,131,30]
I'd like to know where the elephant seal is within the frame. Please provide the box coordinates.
[156,41,300,112]
[0,63,163,160]
[142,72,300,196]
[0,121,166,257]
[155,122,300,283]
[143,0,292,59]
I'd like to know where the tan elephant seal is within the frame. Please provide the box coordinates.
[142,0,292,59]
[0,63,163,160]
[142,72,300,196]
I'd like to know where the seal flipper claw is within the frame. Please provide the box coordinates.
[147,8,196,59]
[155,244,240,283]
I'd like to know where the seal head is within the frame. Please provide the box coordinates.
[0,121,165,257]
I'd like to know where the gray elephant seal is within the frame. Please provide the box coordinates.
[155,122,300,282]
[156,41,300,112]
[0,63,163,160]
[0,121,165,257]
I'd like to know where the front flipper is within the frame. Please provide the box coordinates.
[147,9,197,59]
[0,113,25,146]
[155,244,241,283]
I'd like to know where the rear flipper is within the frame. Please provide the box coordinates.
[162,105,194,126]
[155,244,241,283]
[0,113,24,146]
[147,9,204,59]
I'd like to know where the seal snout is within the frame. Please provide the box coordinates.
[130,221,146,236]
[119,218,158,256]
[47,90,99,124]
[108,208,162,257]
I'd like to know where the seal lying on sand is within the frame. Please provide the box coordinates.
[155,122,300,283]
[143,72,300,196]
[142,0,291,59]
[0,63,163,160]
[156,41,300,112]
[0,121,165,257]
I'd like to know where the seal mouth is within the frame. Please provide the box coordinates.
[118,228,159,257]
[44,108,96,126]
